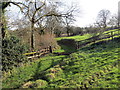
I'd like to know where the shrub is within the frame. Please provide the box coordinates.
[2,35,29,71]
[37,33,58,49]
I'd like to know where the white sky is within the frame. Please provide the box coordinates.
[7,0,120,27]
[69,0,120,27]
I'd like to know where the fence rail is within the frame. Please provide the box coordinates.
[23,29,120,58]
[24,46,55,59]
[76,29,120,49]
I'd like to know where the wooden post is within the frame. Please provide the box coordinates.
[49,46,52,53]
[118,29,120,35]
[94,38,96,44]
[111,31,113,40]
[77,41,80,49]
[76,42,78,49]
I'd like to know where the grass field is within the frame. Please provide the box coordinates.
[2,29,120,88]
[104,29,120,35]
[48,38,119,88]
[2,55,66,88]
[56,29,120,41]
[56,34,93,41]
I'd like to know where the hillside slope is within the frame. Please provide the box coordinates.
[45,38,120,88]
[2,37,120,88]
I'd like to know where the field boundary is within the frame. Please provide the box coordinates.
[76,29,120,49]
[24,46,56,59]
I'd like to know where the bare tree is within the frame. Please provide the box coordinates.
[45,1,80,37]
[2,0,80,50]
[94,20,103,28]
[96,9,110,28]
[5,0,53,50]
[21,0,79,49]
[63,3,79,36]
[108,14,119,27]
[8,17,30,30]
[45,2,63,35]
[0,1,30,39]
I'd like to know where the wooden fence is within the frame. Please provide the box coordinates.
[76,29,120,49]
[24,29,120,58]
[24,46,55,59]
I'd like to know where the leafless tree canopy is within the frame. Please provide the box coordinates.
[108,14,119,27]
[6,0,79,50]
[96,9,110,28]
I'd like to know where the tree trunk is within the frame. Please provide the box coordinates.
[31,22,35,50]
[66,27,70,36]
[1,11,6,39]
[0,2,10,39]
[0,8,2,54]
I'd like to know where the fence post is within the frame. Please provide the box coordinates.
[111,31,113,40]
[118,29,120,35]
[77,41,80,49]
[93,38,96,44]
[76,41,78,49]
[49,46,52,53]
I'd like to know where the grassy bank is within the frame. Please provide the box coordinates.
[2,55,66,88]
[2,29,120,88]
[56,34,92,41]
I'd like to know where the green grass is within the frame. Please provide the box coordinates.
[56,29,119,42]
[54,38,119,88]
[53,44,77,53]
[56,34,92,41]
[104,29,119,33]
[55,29,120,55]
[2,55,66,88]
[2,29,120,88]
[3,38,119,88]
[55,33,94,53]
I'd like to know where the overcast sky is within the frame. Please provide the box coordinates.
[67,0,120,27]
[7,0,120,28]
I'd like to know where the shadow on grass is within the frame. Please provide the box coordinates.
[29,56,66,81]
[57,39,78,54]
[79,37,120,52]
[59,44,77,53]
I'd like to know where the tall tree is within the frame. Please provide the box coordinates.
[108,14,119,27]
[96,9,110,28]
[0,1,28,39]
[45,2,63,35]
[0,2,10,39]
[1,0,80,50]
[16,0,79,50]
[63,3,79,36]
